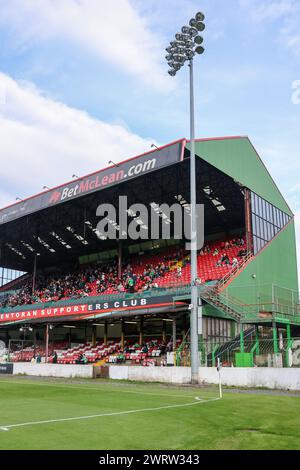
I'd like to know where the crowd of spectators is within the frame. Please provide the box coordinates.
[0,240,246,310]
[199,237,246,268]
[0,250,185,309]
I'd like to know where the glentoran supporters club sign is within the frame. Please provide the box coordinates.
[0,295,177,324]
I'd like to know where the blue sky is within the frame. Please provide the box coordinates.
[0,0,299,276]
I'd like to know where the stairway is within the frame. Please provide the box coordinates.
[200,252,254,321]
[201,287,245,321]
[217,252,253,292]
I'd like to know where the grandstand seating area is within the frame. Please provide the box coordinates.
[9,341,68,363]
[53,341,121,365]
[0,236,246,310]
[118,338,182,366]
[9,338,182,367]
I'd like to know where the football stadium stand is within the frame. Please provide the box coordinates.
[0,236,246,309]
[0,137,298,370]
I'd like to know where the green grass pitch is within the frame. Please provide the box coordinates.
[0,376,299,450]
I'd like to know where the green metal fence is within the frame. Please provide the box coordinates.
[175,337,300,368]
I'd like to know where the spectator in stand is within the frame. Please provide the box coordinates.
[238,249,247,258]
[221,253,230,265]
[77,353,88,364]
[117,282,125,293]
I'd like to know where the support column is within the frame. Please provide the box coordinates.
[240,326,245,353]
[45,324,49,363]
[198,303,204,366]
[139,316,144,345]
[272,322,278,354]
[104,321,108,346]
[121,319,125,349]
[255,325,260,355]
[33,328,36,358]
[244,188,253,253]
[32,254,37,295]
[118,241,122,280]
[286,323,292,367]
[92,325,96,347]
[172,320,176,352]
[162,320,166,343]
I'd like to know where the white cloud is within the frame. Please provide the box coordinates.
[280,18,300,57]
[0,72,154,206]
[0,0,171,91]
[240,0,300,57]
[239,0,296,22]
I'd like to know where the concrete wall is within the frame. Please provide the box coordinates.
[13,363,94,379]
[6,363,300,390]
[109,366,300,390]
[109,366,192,384]
[199,367,300,391]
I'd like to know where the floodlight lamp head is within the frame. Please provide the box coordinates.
[173,63,181,71]
[196,22,205,32]
[181,26,190,35]
[175,33,188,41]
[189,27,198,38]
[195,12,205,22]
[195,46,205,55]
[185,41,194,52]
[194,35,204,45]
[184,36,192,46]
[174,53,185,62]
[168,69,176,76]
[187,51,195,60]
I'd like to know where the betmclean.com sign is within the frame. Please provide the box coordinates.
[0,140,185,225]
[0,295,177,324]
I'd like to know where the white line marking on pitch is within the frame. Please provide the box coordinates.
[0,397,220,431]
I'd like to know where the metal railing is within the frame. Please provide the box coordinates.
[175,337,300,368]
[217,252,253,291]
